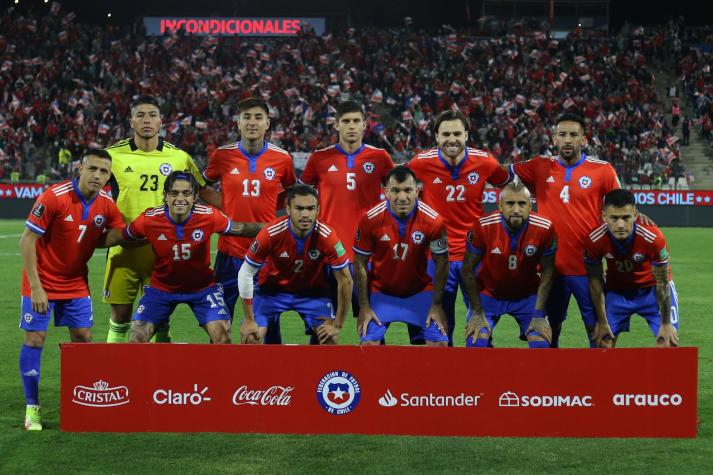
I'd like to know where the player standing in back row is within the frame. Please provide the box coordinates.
[408,110,510,345]
[508,112,621,347]
[103,95,212,343]
[203,97,296,343]
[299,101,394,341]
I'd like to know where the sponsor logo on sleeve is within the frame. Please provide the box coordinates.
[334,242,346,257]
[31,203,46,219]
[249,240,260,254]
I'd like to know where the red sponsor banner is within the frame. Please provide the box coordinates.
[479,189,713,206]
[0,184,48,199]
[60,344,698,437]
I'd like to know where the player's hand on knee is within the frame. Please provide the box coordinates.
[240,320,261,344]
[30,286,49,314]
[426,304,447,336]
[656,323,679,348]
[465,312,490,341]
[357,307,381,337]
[315,318,340,345]
[593,321,614,348]
[527,317,552,343]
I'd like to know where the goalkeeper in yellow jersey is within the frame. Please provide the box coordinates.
[104,95,219,342]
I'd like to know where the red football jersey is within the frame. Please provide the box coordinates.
[584,223,671,292]
[353,200,448,297]
[299,143,394,261]
[204,141,296,258]
[244,218,349,294]
[124,204,231,293]
[511,154,620,276]
[466,211,557,300]
[408,147,509,261]
[22,180,123,299]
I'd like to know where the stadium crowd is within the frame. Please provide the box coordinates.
[0,4,691,185]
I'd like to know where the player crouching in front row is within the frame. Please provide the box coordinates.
[113,171,263,344]
[585,189,679,348]
[353,166,449,346]
[461,182,556,348]
[238,185,352,345]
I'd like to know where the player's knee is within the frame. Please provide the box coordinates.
[426,340,447,347]
[69,328,92,343]
[361,340,381,346]
[23,331,46,348]
[110,304,133,324]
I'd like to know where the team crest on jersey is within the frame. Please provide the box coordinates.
[411,231,425,244]
[362,161,375,174]
[524,244,538,256]
[632,252,646,263]
[103,288,111,298]
[467,172,480,184]
[263,167,276,180]
[578,175,592,189]
[159,163,173,176]
[308,249,321,260]
[316,370,361,415]
[93,214,105,228]
[192,229,205,242]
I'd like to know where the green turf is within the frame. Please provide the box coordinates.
[0,220,711,473]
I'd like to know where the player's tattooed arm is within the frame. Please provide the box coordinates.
[461,250,490,340]
[535,254,555,313]
[20,229,48,314]
[428,252,449,334]
[198,185,222,209]
[354,253,381,336]
[652,263,678,347]
[129,320,155,343]
[227,221,265,237]
[585,261,614,347]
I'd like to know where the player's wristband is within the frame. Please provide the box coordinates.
[243,298,253,306]
[532,309,546,319]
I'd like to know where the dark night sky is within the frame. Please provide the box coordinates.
[4,0,710,30]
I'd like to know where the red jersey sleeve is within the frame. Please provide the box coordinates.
[244,227,271,267]
[203,148,225,182]
[281,158,297,189]
[323,231,350,270]
[106,200,124,230]
[511,157,541,191]
[465,221,484,256]
[299,154,319,185]
[604,163,621,193]
[428,217,449,256]
[649,228,670,266]
[352,214,375,256]
[124,213,147,240]
[212,208,232,234]
[485,155,510,187]
[25,190,58,235]
[381,152,395,180]
[542,226,558,257]
[583,234,605,265]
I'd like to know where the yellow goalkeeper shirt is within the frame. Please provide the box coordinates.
[106,137,205,224]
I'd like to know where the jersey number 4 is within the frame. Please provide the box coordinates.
[560,185,570,203]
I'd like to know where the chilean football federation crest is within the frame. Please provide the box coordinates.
[192,229,205,242]
[578,175,592,189]
[467,172,480,184]
[159,163,173,176]
[632,252,646,263]
[411,231,425,244]
[308,249,321,260]
[93,214,105,228]
[263,167,276,180]
[524,244,538,256]
[362,161,375,174]
[316,370,361,415]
